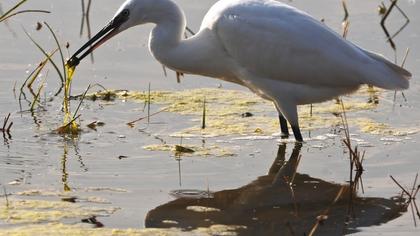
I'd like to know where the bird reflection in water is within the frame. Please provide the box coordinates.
[146,143,406,235]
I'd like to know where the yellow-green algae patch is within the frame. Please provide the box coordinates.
[171,115,279,137]
[143,144,236,157]
[0,199,118,224]
[86,87,413,137]
[355,118,420,136]
[86,88,264,116]
[0,223,246,236]
[15,189,111,204]
[0,198,244,236]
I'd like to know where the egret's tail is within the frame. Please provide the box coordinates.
[363,50,411,90]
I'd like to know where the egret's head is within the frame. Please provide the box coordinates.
[67,0,161,67]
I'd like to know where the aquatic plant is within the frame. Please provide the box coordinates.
[0,0,49,22]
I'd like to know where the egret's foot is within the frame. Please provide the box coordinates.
[291,125,303,142]
[279,115,289,138]
[280,132,289,139]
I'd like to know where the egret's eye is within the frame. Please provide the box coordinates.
[122,9,130,16]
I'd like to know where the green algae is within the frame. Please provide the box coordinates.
[0,222,245,236]
[355,118,420,136]
[85,87,414,138]
[0,199,118,224]
[0,197,242,235]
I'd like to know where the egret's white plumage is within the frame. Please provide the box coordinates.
[70,0,411,141]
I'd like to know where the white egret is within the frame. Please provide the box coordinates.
[67,0,411,142]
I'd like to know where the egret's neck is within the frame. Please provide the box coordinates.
[147,0,230,79]
[148,0,186,66]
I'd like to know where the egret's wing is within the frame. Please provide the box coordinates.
[212,0,371,87]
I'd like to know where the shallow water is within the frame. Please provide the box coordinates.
[0,0,419,235]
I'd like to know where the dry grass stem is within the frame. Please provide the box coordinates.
[80,0,94,62]
[73,84,92,119]
[390,174,420,226]
[0,9,49,22]
[341,0,350,38]
[380,0,398,51]
[393,47,410,103]
[127,107,169,127]
[3,186,9,209]
[379,0,409,55]
[308,186,346,236]
[388,1,410,41]
[201,97,206,129]
[147,83,151,124]
[339,99,365,224]
[30,79,45,111]
[0,0,27,22]
[1,113,13,135]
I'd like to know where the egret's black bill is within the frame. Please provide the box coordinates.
[67,11,129,67]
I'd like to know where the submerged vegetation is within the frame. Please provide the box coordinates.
[19,21,85,135]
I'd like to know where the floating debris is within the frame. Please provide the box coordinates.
[175,145,195,154]
[144,144,235,157]
[86,121,104,130]
[186,206,221,213]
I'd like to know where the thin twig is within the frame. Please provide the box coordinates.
[0,0,27,22]
[30,80,44,111]
[80,0,85,36]
[308,186,346,236]
[127,107,169,127]
[390,174,420,225]
[2,113,11,132]
[390,175,411,196]
[3,186,9,209]
[342,0,350,38]
[73,84,91,119]
[380,0,398,50]
[201,97,206,129]
[0,9,49,22]
[147,83,151,124]
[389,2,410,41]
[86,0,94,63]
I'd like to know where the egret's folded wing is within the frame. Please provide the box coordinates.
[213,2,370,87]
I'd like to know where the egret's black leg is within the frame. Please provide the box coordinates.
[291,125,303,142]
[279,115,289,138]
